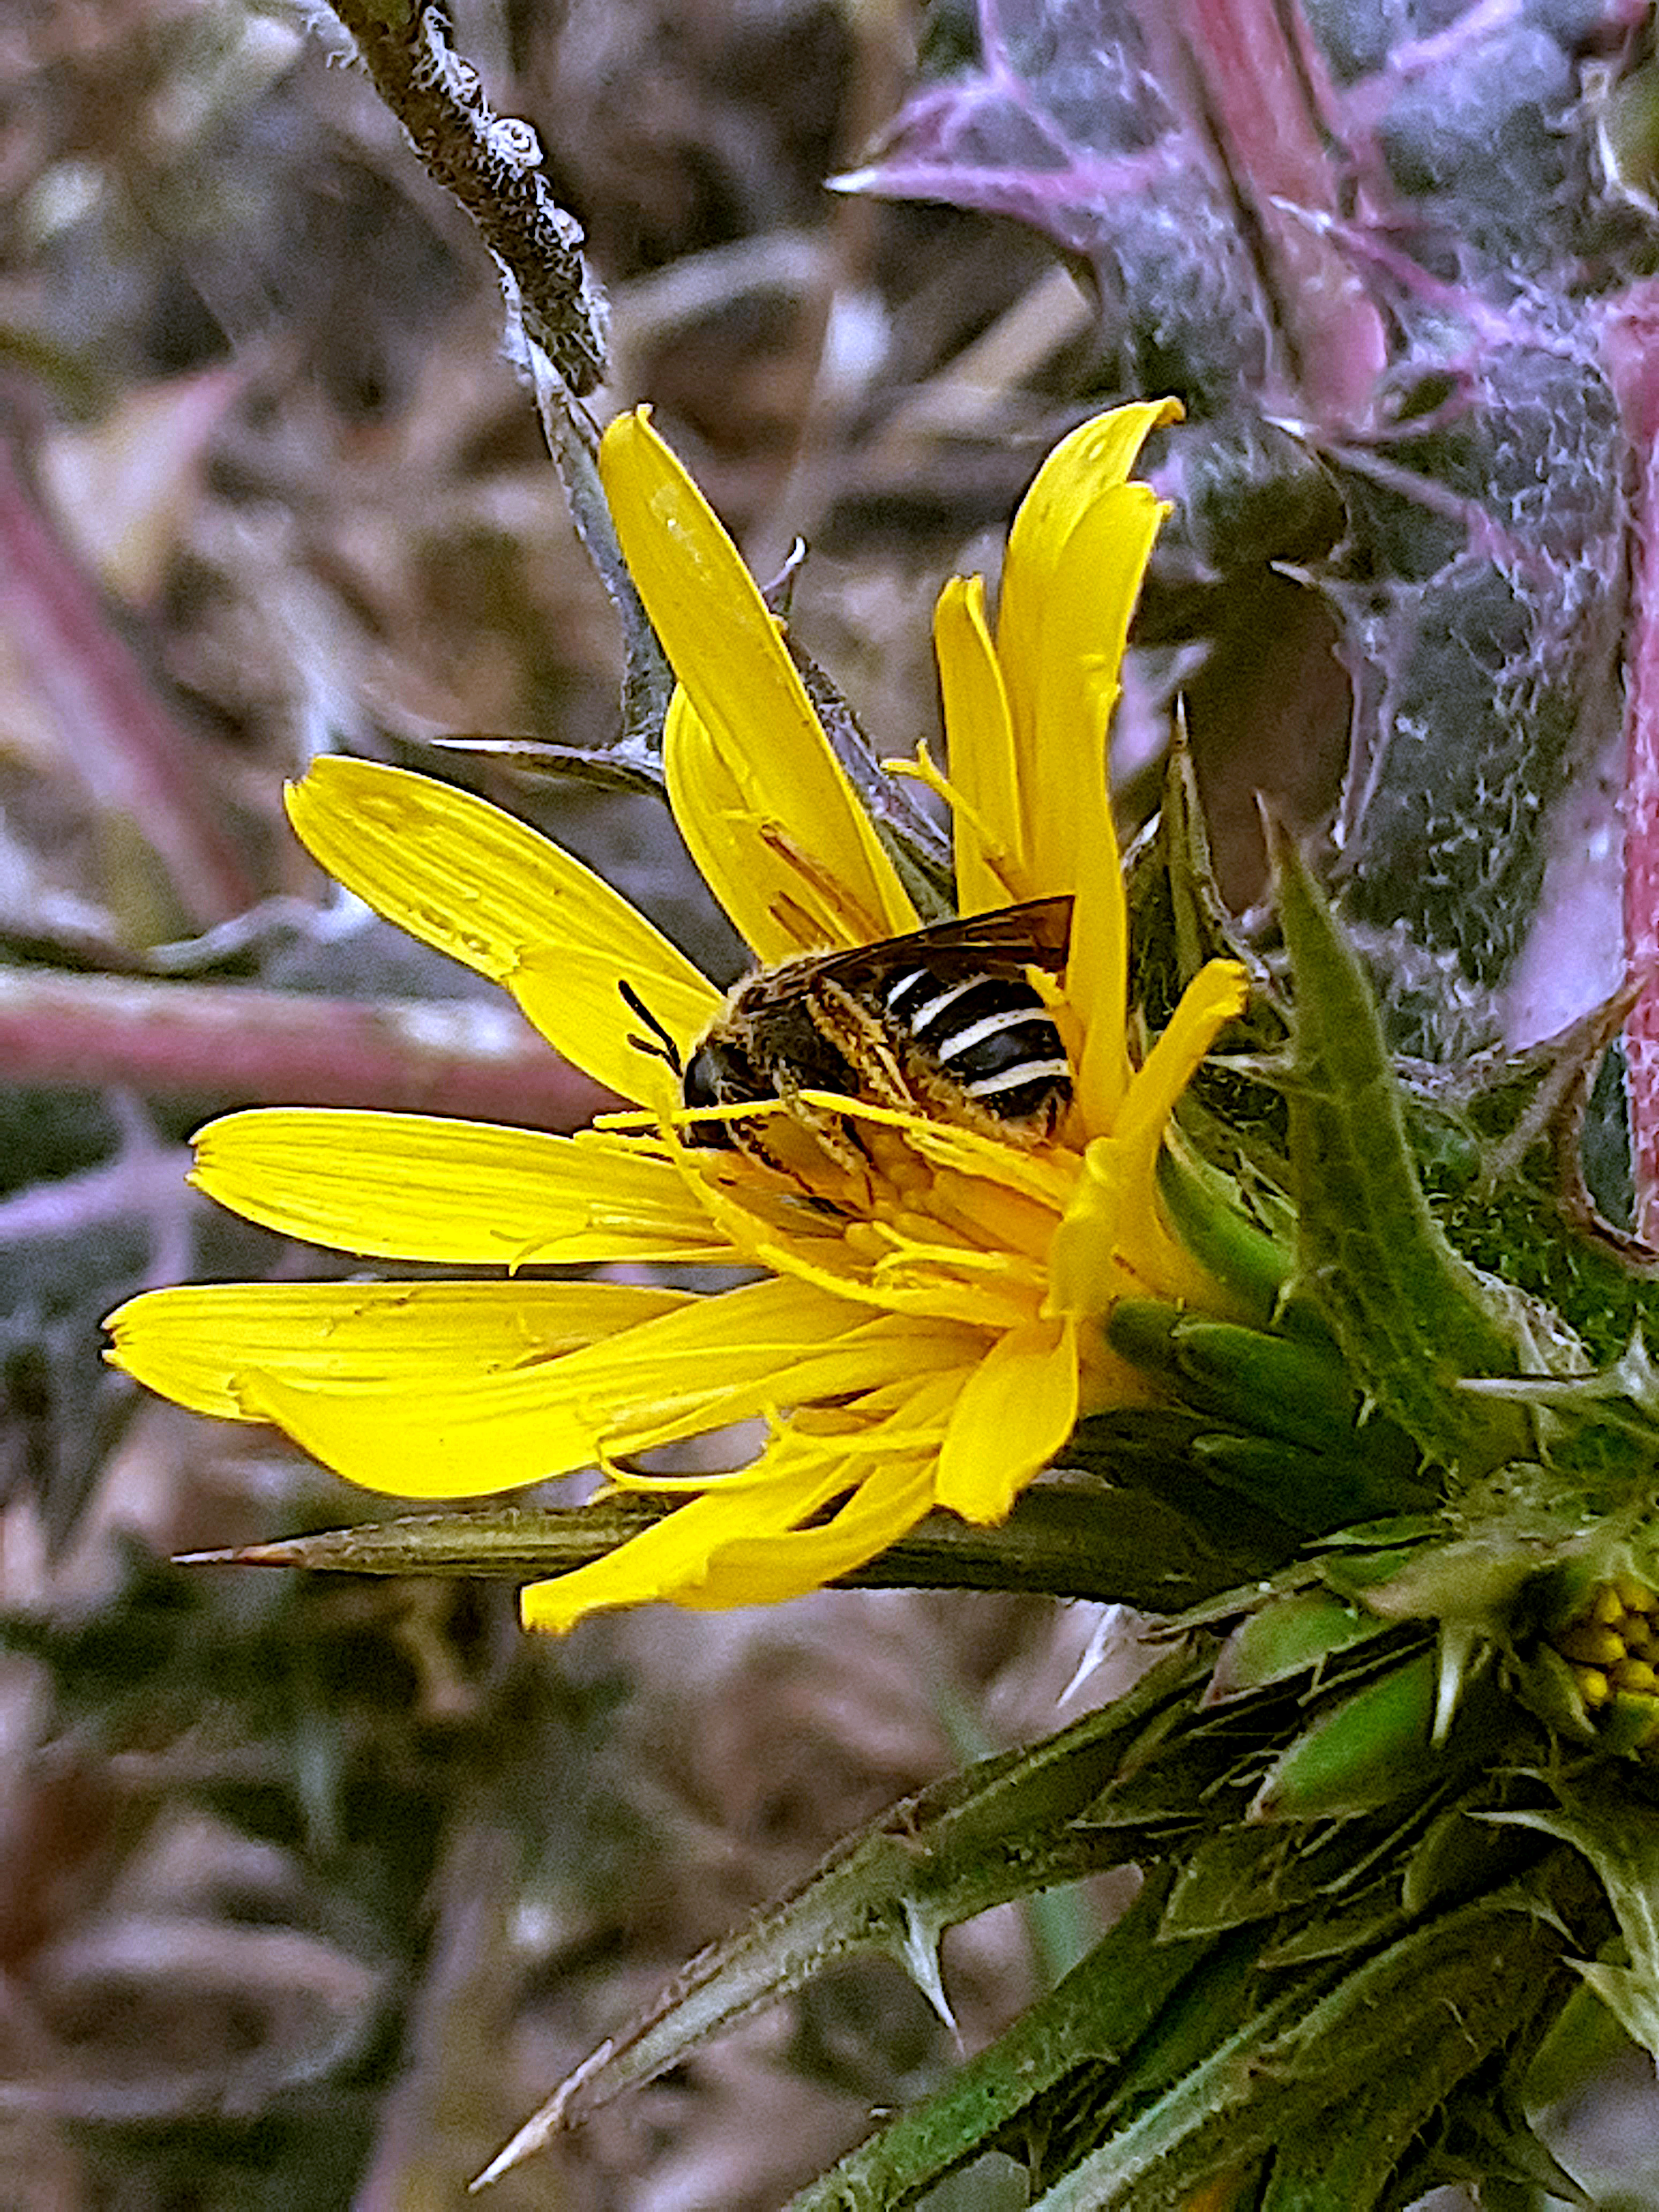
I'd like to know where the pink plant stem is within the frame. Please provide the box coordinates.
[0,969,613,1129]
[0,435,255,928]
[1605,283,1659,1236]
[1130,0,1385,422]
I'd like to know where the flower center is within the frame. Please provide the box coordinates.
[676,1101,1078,1333]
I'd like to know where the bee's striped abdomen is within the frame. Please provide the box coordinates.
[883,967,1071,1131]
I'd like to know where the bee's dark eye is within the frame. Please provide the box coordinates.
[682,1044,722,1110]
[681,1043,735,1148]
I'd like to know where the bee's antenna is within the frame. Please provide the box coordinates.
[618,980,683,1074]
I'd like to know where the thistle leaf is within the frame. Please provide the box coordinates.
[1486,1781,1659,2062]
[182,1473,1297,1611]
[1272,821,1529,1477]
[477,1648,1207,2187]
[780,1877,1208,2212]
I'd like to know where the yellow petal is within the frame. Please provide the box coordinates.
[285,758,719,1107]
[679,1455,939,1608]
[601,409,917,954]
[1047,1133,1199,1314]
[1048,960,1250,1314]
[111,1273,784,1498]
[111,1274,975,1499]
[518,1455,853,1632]
[935,1316,1079,1523]
[1119,960,1250,1149]
[933,576,1023,910]
[191,1110,734,1265]
[997,401,1180,898]
[1060,764,1132,1131]
[664,691,880,960]
[106,1276,688,1431]
[600,1304,988,1458]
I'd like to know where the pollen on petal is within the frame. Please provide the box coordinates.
[664,691,886,959]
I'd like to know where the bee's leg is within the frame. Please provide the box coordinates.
[808,981,917,1111]
[791,978,921,1176]
[700,1104,857,1208]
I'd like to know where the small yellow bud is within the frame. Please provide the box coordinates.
[1559,1625,1627,1669]
[1591,1585,1627,1627]
[1614,1572,1657,1614]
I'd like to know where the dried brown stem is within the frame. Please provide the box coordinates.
[328,0,607,393]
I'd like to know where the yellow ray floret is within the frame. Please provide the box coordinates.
[286,758,718,1109]
[600,409,918,959]
[189,1110,736,1267]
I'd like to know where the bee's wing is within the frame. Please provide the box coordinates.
[800,895,1074,995]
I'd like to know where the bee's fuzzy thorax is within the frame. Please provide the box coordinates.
[679,899,1076,1164]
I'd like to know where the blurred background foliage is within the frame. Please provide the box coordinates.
[2,0,1659,2203]
[0,4,1152,2202]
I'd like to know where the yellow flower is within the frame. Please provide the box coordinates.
[106,404,1247,1634]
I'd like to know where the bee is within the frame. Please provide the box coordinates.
[623,897,1074,1157]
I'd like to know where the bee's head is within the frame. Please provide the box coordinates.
[679,1038,737,1148]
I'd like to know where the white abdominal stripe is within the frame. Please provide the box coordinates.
[890,972,980,1035]
[884,967,1071,1114]
[961,1054,1072,1100]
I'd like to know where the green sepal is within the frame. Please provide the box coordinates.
[1160,1828,1301,1940]
[1313,1514,1443,1550]
[1107,1299,1372,1453]
[1598,1691,1659,1756]
[1156,1139,1290,1333]
[1159,1819,1396,1940]
[1249,1647,1444,1821]
[1522,1972,1639,2109]
[1257,1886,1404,1968]
[1104,1304,1431,1535]
[1508,1639,1600,1745]
[1193,1432,1429,1534]
[1176,1325,1388,1457]
[1336,1530,1541,1630]
[1083,1702,1254,1829]
[1126,726,1265,1028]
[1208,1588,1389,1701]
[1485,1783,1659,2063]
[1270,821,1529,1479]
